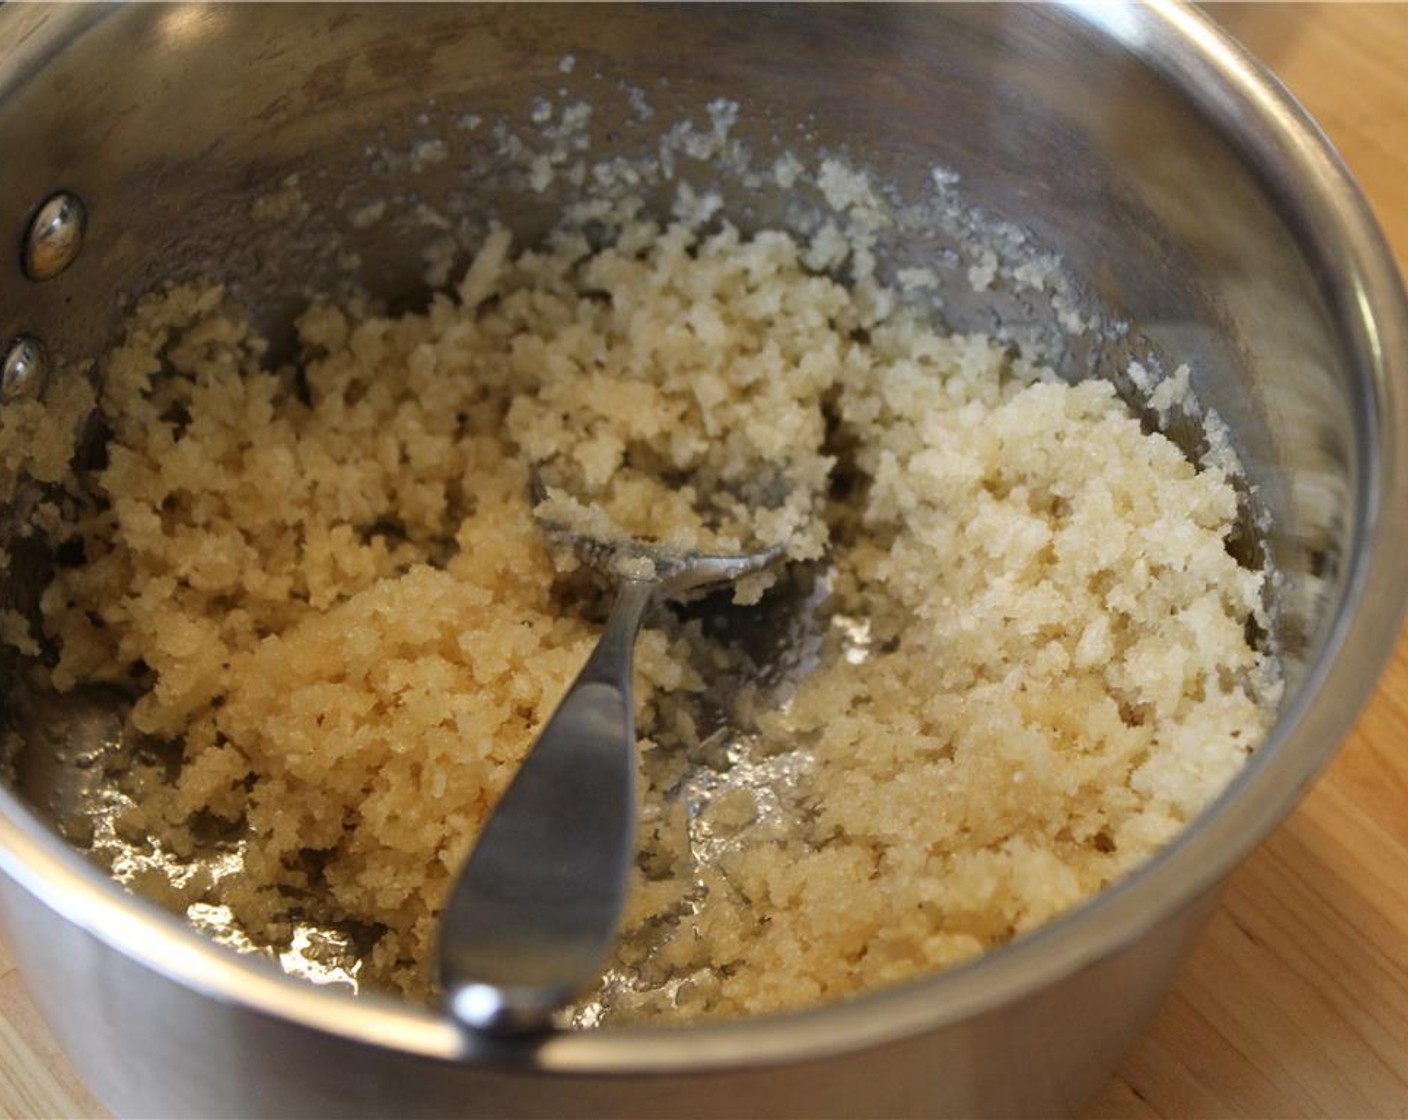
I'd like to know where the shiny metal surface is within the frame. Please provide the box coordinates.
[0,3,1403,1118]
[20,189,87,282]
[442,540,780,1034]
[441,581,647,1036]
[0,334,47,402]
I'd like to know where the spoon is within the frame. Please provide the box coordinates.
[438,521,780,1035]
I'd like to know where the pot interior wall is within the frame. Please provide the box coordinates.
[1,4,1352,658]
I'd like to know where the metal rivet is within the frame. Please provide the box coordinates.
[22,191,87,282]
[2,336,49,402]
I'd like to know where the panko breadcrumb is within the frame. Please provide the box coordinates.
[17,215,1271,1020]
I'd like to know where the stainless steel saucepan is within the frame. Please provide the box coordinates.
[0,4,1404,1117]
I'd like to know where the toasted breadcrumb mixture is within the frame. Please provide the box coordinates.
[10,215,1271,1020]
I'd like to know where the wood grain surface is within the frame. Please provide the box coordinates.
[1,5,1406,1118]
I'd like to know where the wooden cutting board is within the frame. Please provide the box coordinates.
[2,5,1406,1118]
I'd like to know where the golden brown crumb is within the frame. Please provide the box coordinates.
[0,609,39,657]
[18,217,1271,1019]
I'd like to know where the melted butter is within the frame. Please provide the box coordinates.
[12,563,871,1013]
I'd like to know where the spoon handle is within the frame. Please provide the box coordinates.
[439,579,657,1034]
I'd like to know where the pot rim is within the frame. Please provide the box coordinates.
[0,0,1404,1077]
